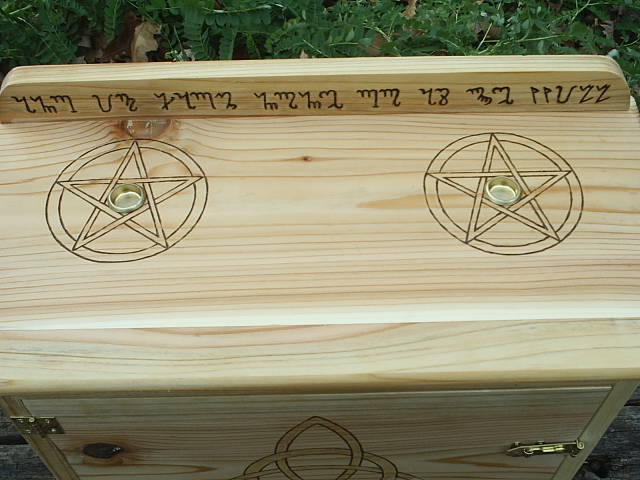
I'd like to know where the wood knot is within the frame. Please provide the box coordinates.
[116,118,172,138]
[83,443,125,459]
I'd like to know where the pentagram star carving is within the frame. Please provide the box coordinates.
[427,134,571,243]
[56,141,204,251]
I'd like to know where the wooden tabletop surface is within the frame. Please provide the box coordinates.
[0,56,639,394]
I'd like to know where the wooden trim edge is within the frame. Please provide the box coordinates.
[0,396,79,480]
[552,380,639,480]
[0,55,630,122]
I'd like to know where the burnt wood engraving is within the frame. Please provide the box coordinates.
[254,91,279,110]
[92,93,138,112]
[419,87,450,105]
[46,139,208,263]
[298,91,322,109]
[254,90,344,111]
[228,416,423,480]
[423,132,584,255]
[154,91,237,110]
[318,89,344,109]
[50,94,78,112]
[274,91,299,109]
[356,88,402,108]
[30,96,57,113]
[11,95,76,114]
[7,82,615,117]
[466,87,514,105]
[530,84,611,104]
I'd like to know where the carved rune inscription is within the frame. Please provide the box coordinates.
[9,82,614,116]
[253,90,344,110]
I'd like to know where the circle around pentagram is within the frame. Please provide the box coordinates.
[423,133,583,255]
[46,139,208,263]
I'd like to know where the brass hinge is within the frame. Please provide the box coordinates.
[506,440,584,457]
[11,417,64,437]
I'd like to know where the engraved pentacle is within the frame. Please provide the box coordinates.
[423,133,583,255]
[228,417,422,480]
[46,139,208,263]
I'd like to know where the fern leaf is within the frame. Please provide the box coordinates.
[183,7,212,60]
[104,0,122,42]
[218,28,237,60]
[244,32,261,59]
[35,4,77,64]
[63,0,88,17]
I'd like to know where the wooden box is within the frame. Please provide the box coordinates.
[1,56,639,480]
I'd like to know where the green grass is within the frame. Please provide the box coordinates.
[1,0,639,98]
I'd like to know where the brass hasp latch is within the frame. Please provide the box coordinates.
[506,440,584,457]
[11,417,64,437]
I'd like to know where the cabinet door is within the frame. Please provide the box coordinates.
[23,387,609,480]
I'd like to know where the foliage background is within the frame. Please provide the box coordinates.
[0,0,638,98]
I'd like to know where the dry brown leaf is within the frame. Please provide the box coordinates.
[471,21,488,35]
[132,22,161,62]
[364,33,387,56]
[473,22,501,40]
[78,35,92,48]
[600,20,615,40]
[487,25,501,40]
[550,1,563,13]
[403,0,417,19]
[100,11,139,62]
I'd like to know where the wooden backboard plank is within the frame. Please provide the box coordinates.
[22,388,609,480]
[0,320,639,395]
[0,56,630,122]
[0,106,639,331]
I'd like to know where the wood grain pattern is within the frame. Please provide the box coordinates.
[21,388,609,480]
[0,107,639,331]
[1,101,640,392]
[0,321,639,396]
[0,56,629,122]
[5,400,640,480]
[0,56,638,480]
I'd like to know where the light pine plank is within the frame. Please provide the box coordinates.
[2,401,636,480]
[0,321,639,396]
[0,108,639,331]
[21,388,608,480]
[0,56,629,122]
[0,55,638,480]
